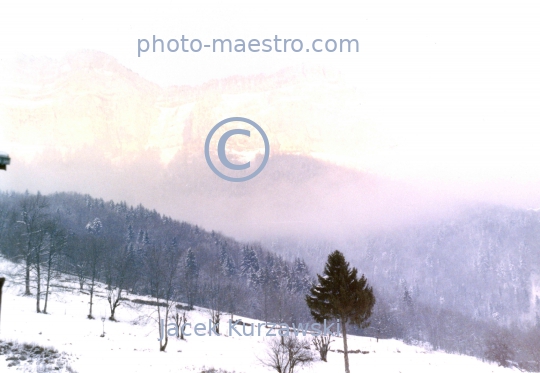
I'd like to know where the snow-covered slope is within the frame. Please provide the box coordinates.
[0,258,516,373]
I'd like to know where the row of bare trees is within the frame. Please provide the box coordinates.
[0,191,318,354]
[11,192,67,314]
[0,192,139,321]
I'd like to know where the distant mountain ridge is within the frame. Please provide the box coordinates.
[271,203,540,328]
[0,51,431,240]
[0,50,372,165]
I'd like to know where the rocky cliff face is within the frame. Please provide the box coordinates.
[0,50,379,165]
[0,51,443,240]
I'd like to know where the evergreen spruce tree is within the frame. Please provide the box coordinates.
[185,248,198,275]
[240,246,260,284]
[403,288,413,309]
[171,236,178,250]
[219,244,228,268]
[126,224,135,244]
[223,255,236,277]
[185,248,199,308]
[143,231,150,246]
[289,258,311,293]
[137,229,144,244]
[306,250,375,373]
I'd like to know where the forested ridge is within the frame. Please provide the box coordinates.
[266,205,540,370]
[0,191,313,325]
[2,191,540,369]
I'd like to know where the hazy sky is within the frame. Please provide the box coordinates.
[1,1,540,205]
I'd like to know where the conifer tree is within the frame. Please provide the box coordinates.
[219,244,228,268]
[289,258,311,293]
[306,250,375,373]
[126,224,135,244]
[240,246,260,286]
[185,248,199,308]
[222,255,236,277]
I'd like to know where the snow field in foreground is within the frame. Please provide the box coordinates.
[0,259,516,373]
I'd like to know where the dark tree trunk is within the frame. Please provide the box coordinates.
[77,269,85,291]
[179,312,187,340]
[88,273,96,319]
[25,256,31,295]
[341,321,350,373]
[158,304,169,351]
[35,253,42,313]
[43,253,53,314]
[108,288,122,321]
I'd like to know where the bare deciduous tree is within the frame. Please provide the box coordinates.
[106,244,136,321]
[484,329,514,368]
[42,218,66,314]
[312,334,333,362]
[261,336,314,373]
[204,261,227,335]
[17,192,49,303]
[85,218,105,319]
[145,242,182,351]
[172,310,188,339]
[522,328,540,371]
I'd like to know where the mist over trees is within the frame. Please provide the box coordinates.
[1,191,540,368]
[266,205,540,370]
[0,190,314,331]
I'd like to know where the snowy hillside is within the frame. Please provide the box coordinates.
[0,257,516,373]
